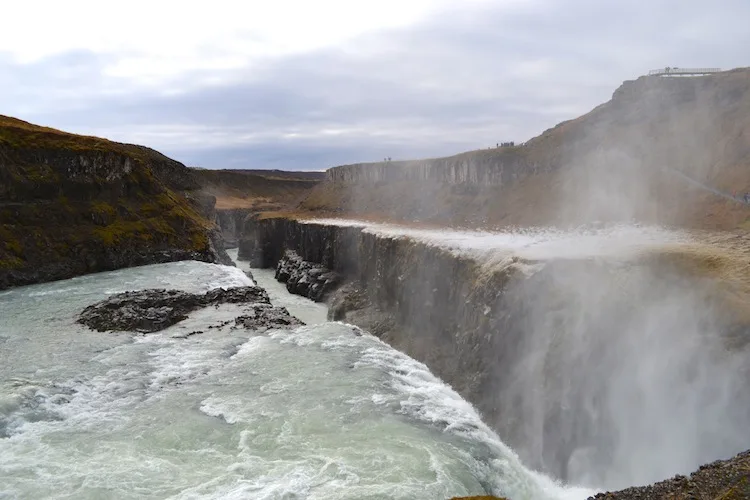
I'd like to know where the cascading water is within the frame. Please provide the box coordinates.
[309,220,750,491]
[3,223,748,499]
[0,259,590,500]
[490,257,750,489]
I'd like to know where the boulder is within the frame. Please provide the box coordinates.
[78,286,302,333]
[275,250,341,301]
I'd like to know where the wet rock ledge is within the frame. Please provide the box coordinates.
[275,250,341,302]
[78,286,303,333]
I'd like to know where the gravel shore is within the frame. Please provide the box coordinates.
[589,450,750,499]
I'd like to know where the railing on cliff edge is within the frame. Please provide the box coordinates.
[648,67,721,77]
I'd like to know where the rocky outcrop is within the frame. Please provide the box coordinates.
[0,115,231,289]
[238,214,361,269]
[327,148,536,186]
[590,449,750,499]
[274,250,340,301]
[78,286,302,333]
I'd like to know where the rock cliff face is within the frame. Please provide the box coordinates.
[301,68,750,230]
[215,208,253,248]
[327,147,538,186]
[0,115,229,289]
[239,215,750,490]
[190,168,325,252]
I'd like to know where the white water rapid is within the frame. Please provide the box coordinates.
[0,257,590,499]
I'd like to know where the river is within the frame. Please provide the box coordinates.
[0,255,589,499]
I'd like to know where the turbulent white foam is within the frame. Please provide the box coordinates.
[1,261,595,499]
[200,264,255,290]
[27,286,81,297]
[264,322,592,499]
[350,332,594,500]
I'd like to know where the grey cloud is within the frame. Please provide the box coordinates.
[2,0,748,170]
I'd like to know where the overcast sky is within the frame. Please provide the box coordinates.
[2,0,748,170]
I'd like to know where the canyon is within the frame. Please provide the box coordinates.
[229,69,750,497]
[3,67,750,498]
[237,216,750,493]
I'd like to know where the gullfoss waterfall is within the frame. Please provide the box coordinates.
[0,259,588,500]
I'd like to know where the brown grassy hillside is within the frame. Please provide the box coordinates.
[300,68,750,231]
[0,116,221,288]
[191,168,322,211]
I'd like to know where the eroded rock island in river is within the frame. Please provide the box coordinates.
[78,286,303,333]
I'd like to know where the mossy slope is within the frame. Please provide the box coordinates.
[0,115,219,289]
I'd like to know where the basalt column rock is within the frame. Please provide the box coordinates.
[275,250,340,301]
[240,215,750,490]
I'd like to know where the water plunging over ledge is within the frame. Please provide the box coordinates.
[239,217,750,490]
[0,258,593,499]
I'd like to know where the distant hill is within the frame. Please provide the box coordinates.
[229,169,326,181]
[0,116,228,289]
[300,68,750,231]
[191,168,323,211]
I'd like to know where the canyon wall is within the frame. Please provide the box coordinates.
[327,148,542,186]
[0,115,229,289]
[326,69,750,188]
[239,215,750,490]
[301,69,750,230]
[215,208,254,249]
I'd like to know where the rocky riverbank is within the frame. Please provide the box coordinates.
[78,285,303,333]
[590,450,750,499]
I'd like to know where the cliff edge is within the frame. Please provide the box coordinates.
[0,116,227,289]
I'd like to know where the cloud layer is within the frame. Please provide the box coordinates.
[2,0,748,170]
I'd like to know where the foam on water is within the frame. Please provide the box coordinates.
[4,221,729,499]
[0,260,590,499]
[226,248,329,325]
[276,325,593,500]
